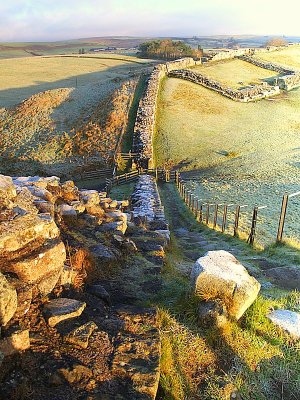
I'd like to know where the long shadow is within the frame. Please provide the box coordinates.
[0,59,153,178]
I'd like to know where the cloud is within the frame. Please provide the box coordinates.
[1,0,300,41]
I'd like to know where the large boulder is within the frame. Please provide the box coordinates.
[267,310,300,338]
[0,214,59,259]
[3,240,66,295]
[0,272,17,326]
[191,250,260,320]
[0,175,16,208]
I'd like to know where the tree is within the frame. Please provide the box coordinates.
[138,40,201,60]
[265,37,288,47]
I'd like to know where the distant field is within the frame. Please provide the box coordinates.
[155,77,300,243]
[0,54,151,108]
[257,45,300,70]
[190,58,278,88]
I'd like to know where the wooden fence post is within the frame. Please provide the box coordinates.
[248,206,258,245]
[199,203,203,223]
[155,168,158,181]
[277,194,289,242]
[189,192,193,209]
[234,205,241,237]
[222,205,228,233]
[205,203,210,225]
[213,204,218,229]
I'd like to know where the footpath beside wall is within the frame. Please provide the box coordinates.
[168,69,280,102]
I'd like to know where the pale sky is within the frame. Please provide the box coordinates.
[1,0,300,42]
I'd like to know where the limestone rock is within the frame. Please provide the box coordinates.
[90,244,120,264]
[191,250,260,320]
[267,309,300,338]
[0,272,17,326]
[57,204,77,223]
[0,213,59,257]
[61,180,79,202]
[87,284,111,304]
[64,321,98,348]
[44,298,86,327]
[27,186,55,203]
[3,240,66,294]
[85,204,105,218]
[59,265,78,288]
[0,329,30,356]
[33,199,55,216]
[0,175,16,208]
[79,190,100,206]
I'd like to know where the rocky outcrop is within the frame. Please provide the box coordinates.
[0,173,130,327]
[191,250,260,320]
[168,69,280,102]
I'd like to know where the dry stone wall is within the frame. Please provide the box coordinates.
[238,55,300,91]
[133,58,197,168]
[168,69,280,102]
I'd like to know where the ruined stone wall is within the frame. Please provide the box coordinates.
[168,69,280,102]
[131,175,170,238]
[277,73,300,90]
[238,55,295,74]
[133,58,197,168]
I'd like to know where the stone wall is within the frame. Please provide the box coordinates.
[131,175,169,236]
[206,46,282,62]
[0,174,130,328]
[239,55,300,91]
[238,55,295,74]
[133,58,197,168]
[168,69,280,102]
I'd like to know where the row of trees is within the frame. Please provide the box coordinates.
[138,40,203,60]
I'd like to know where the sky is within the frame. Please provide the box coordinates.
[1,0,300,42]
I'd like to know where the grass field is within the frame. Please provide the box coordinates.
[257,45,300,70]
[190,58,278,88]
[0,54,151,108]
[154,76,300,244]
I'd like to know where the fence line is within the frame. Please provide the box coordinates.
[175,171,299,246]
[105,168,298,246]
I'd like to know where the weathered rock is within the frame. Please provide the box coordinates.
[0,272,17,326]
[43,298,86,327]
[14,187,39,215]
[0,175,16,208]
[0,329,30,356]
[57,204,77,223]
[198,300,228,328]
[33,199,55,216]
[267,310,300,338]
[27,186,55,203]
[64,321,98,348]
[85,204,105,218]
[97,221,127,234]
[9,279,32,319]
[4,241,66,287]
[90,244,120,264]
[112,234,138,253]
[61,180,79,202]
[0,213,59,257]
[79,190,100,206]
[191,251,260,320]
[59,364,93,384]
[87,284,111,305]
[70,201,85,214]
[59,265,78,288]
[265,266,300,289]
